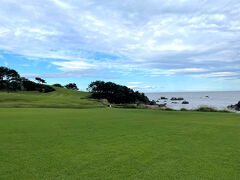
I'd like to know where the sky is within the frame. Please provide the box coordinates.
[0,0,240,92]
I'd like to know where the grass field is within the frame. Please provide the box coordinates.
[0,87,105,108]
[0,108,240,179]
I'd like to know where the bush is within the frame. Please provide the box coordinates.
[37,84,55,93]
[65,83,79,90]
[113,104,137,109]
[194,106,230,113]
[164,107,175,111]
[22,79,55,93]
[53,84,63,88]
[195,106,218,112]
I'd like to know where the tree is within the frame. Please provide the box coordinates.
[0,66,21,91]
[65,83,79,90]
[35,77,46,84]
[0,66,55,93]
[88,81,150,104]
[53,83,63,88]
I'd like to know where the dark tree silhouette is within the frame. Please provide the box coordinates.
[53,83,63,88]
[0,66,21,91]
[65,83,79,90]
[35,77,46,84]
[88,81,150,104]
[0,66,55,93]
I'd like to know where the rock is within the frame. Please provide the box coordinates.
[149,100,157,105]
[227,101,240,111]
[182,101,189,104]
[171,97,184,101]
[160,97,168,100]
[158,103,167,107]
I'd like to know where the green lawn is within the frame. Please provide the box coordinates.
[0,87,105,108]
[0,108,240,179]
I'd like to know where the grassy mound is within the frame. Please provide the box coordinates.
[0,87,106,108]
[0,108,239,179]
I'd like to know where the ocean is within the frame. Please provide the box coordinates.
[146,91,240,110]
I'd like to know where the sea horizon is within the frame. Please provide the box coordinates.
[145,91,240,110]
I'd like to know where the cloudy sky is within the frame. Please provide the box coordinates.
[0,0,240,92]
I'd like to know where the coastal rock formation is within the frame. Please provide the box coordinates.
[171,97,184,101]
[158,103,167,107]
[227,101,240,111]
[160,97,168,100]
[149,100,157,105]
[182,101,189,104]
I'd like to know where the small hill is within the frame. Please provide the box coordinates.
[0,87,107,108]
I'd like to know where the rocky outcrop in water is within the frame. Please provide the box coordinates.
[160,97,168,100]
[182,101,189,104]
[171,97,184,101]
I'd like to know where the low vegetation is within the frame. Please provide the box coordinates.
[194,106,230,113]
[0,87,106,108]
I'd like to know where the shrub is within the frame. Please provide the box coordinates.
[194,106,230,113]
[65,83,79,90]
[195,106,218,112]
[165,107,175,111]
[53,84,63,88]
[22,79,55,93]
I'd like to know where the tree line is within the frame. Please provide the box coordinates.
[1,66,150,104]
[0,66,78,92]
[88,81,150,104]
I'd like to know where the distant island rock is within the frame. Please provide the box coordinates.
[160,97,168,100]
[182,101,189,104]
[171,97,184,101]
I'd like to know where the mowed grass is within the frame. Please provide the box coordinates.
[0,108,240,179]
[0,87,104,108]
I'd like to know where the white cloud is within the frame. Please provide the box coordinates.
[169,68,207,74]
[127,82,143,85]
[0,0,240,79]
[128,85,156,90]
[52,61,97,71]
[196,72,239,78]
[51,0,73,9]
